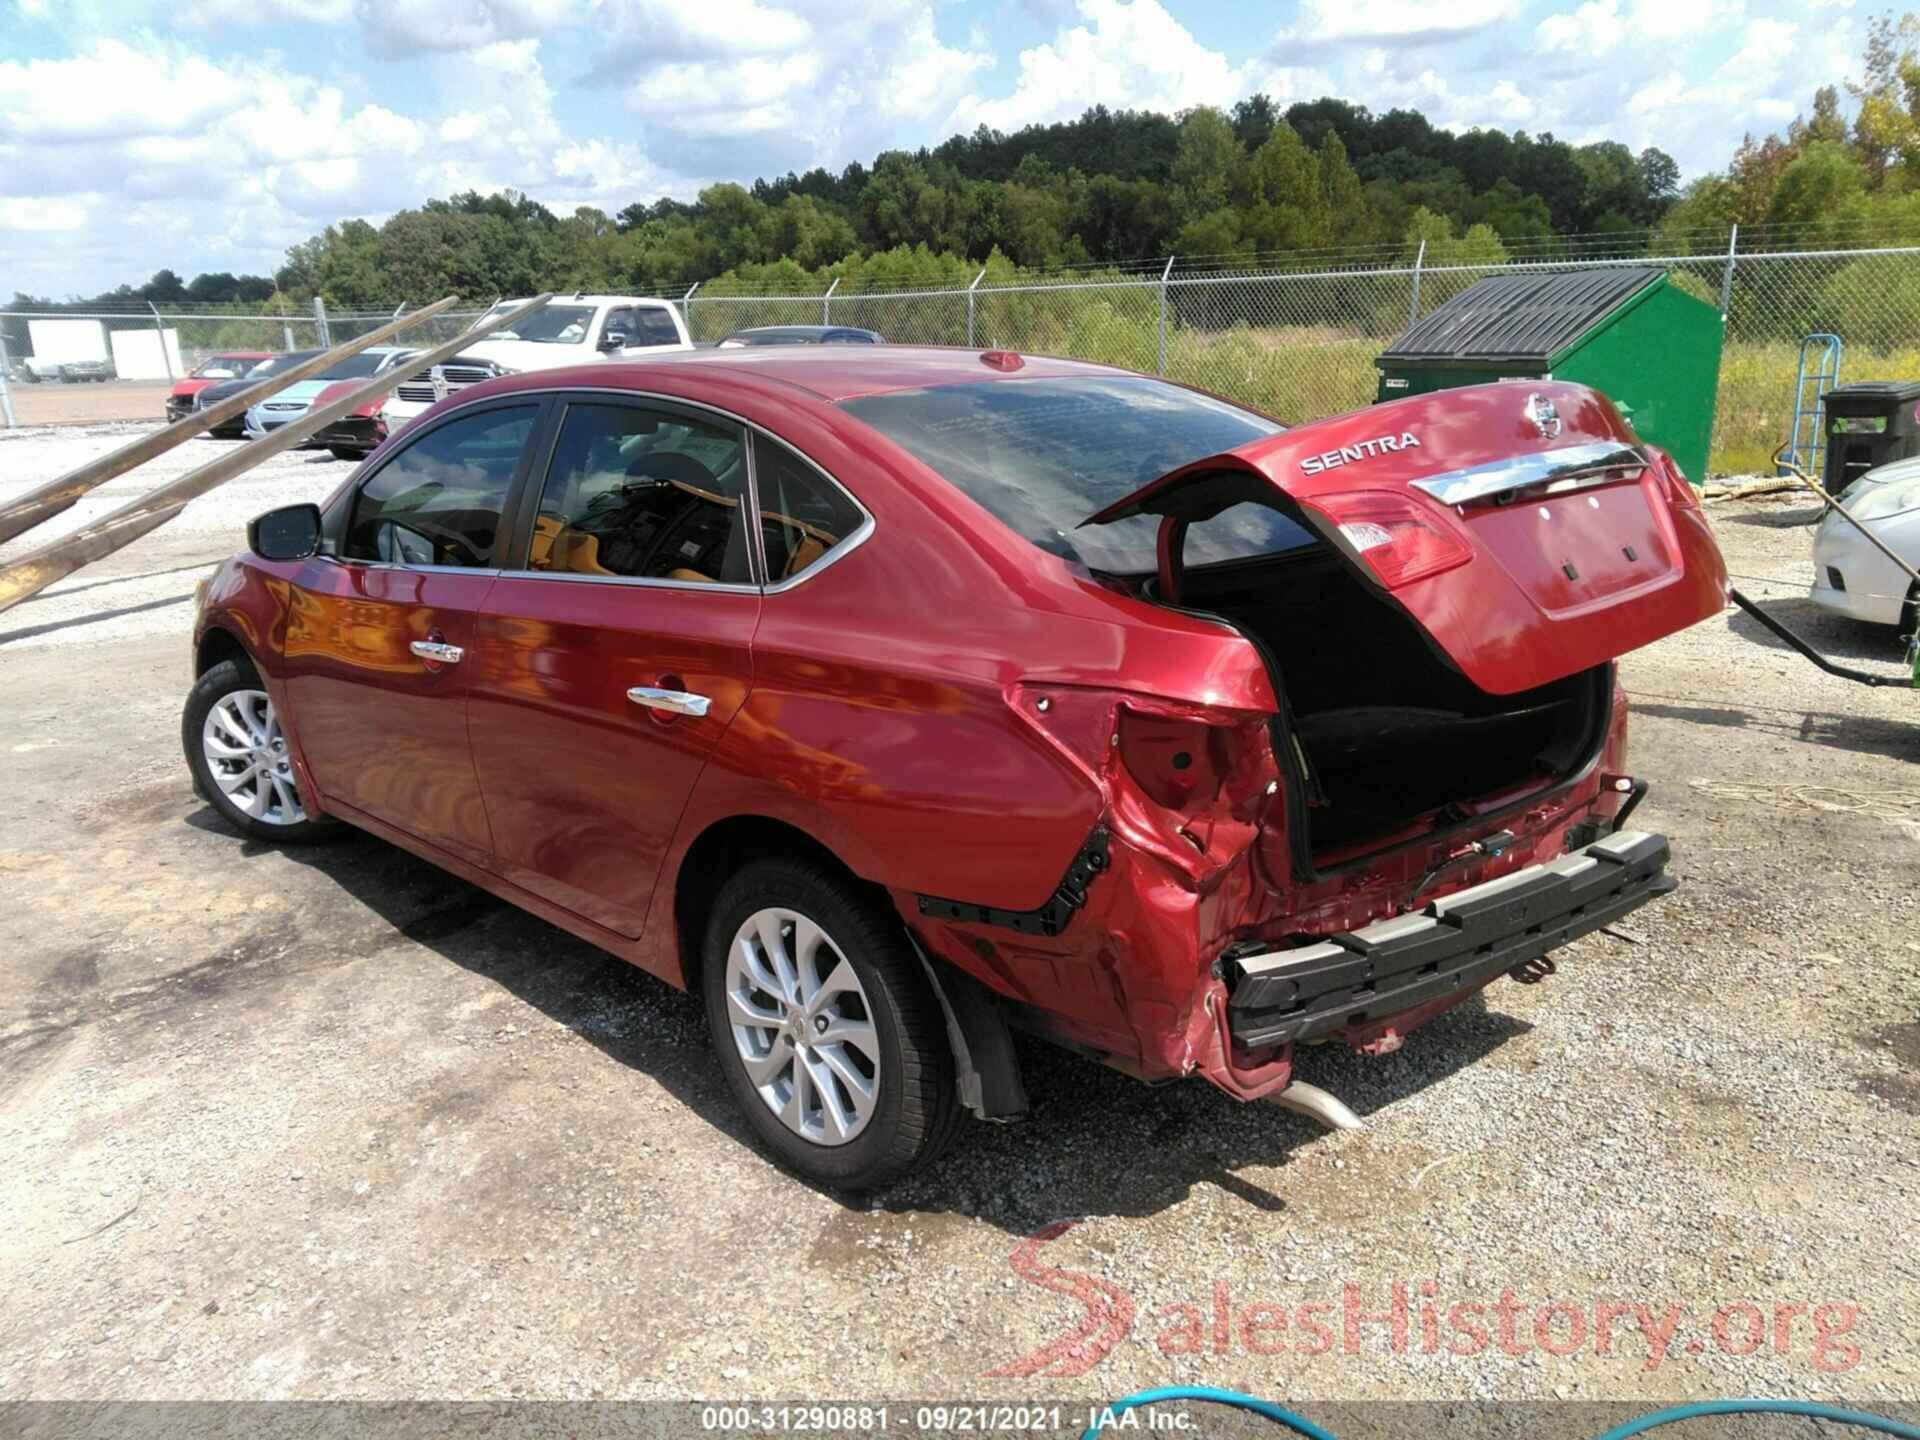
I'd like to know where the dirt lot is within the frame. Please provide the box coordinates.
[4,379,173,429]
[0,423,1916,1418]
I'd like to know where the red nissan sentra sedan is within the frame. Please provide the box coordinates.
[184,347,1727,1187]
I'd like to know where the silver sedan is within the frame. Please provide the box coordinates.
[1810,455,1920,633]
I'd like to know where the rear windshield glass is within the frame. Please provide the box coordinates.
[840,376,1312,573]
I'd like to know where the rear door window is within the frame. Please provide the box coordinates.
[630,308,683,346]
[344,405,537,567]
[752,434,867,584]
[524,402,753,584]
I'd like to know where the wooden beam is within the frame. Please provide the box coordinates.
[0,295,552,615]
[0,294,463,547]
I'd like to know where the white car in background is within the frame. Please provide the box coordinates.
[460,294,692,373]
[377,351,515,440]
[1810,454,1920,633]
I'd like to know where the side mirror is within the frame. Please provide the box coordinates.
[598,329,628,352]
[249,503,323,562]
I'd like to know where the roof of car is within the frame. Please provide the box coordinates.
[726,325,881,340]
[577,345,1121,403]
[499,294,678,308]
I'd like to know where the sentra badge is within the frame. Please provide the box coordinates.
[1300,431,1422,476]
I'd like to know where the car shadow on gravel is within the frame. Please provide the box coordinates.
[188,805,1533,1234]
[1727,596,1912,664]
[1631,698,1920,763]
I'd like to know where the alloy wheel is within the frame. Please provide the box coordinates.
[724,907,880,1146]
[201,689,306,826]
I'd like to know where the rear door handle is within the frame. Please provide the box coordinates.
[627,685,711,718]
[410,640,464,665]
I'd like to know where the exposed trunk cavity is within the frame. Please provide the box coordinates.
[1179,547,1608,867]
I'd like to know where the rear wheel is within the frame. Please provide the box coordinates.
[701,858,959,1189]
[328,446,365,462]
[182,657,338,842]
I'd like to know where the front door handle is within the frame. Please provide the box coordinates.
[627,685,711,718]
[410,640,464,665]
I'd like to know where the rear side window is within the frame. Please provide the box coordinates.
[526,403,752,584]
[629,308,682,346]
[752,434,866,584]
[345,405,536,567]
[840,376,1305,573]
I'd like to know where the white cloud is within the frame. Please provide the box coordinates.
[0,196,91,232]
[1283,0,1522,44]
[1537,0,1628,55]
[947,0,1245,133]
[355,0,577,55]
[0,40,250,142]
[583,0,813,66]
[875,9,993,122]
[0,0,1881,298]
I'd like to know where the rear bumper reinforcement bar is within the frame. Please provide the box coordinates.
[1225,829,1675,1050]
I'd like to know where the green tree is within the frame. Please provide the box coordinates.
[1850,13,1920,180]
[1170,107,1241,227]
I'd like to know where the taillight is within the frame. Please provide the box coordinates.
[1306,490,1472,588]
[1116,709,1224,810]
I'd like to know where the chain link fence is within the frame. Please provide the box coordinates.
[10,229,1920,474]
[685,235,1920,477]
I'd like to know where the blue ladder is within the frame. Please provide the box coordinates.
[1779,333,1843,476]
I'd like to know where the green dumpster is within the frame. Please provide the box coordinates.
[1375,266,1723,484]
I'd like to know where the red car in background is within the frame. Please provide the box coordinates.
[183,348,1726,1188]
[304,377,387,461]
[165,351,273,423]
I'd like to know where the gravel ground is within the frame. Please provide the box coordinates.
[3,380,174,429]
[0,424,1916,1419]
[0,423,352,651]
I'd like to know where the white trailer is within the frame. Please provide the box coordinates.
[108,327,182,381]
[25,319,113,382]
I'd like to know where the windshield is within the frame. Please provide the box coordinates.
[192,355,255,378]
[840,376,1310,572]
[483,303,596,344]
[248,353,314,379]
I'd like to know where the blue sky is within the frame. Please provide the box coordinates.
[0,0,1860,296]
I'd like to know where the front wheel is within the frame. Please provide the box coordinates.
[702,858,960,1189]
[328,446,366,462]
[182,657,339,842]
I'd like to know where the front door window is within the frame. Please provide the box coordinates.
[344,406,537,568]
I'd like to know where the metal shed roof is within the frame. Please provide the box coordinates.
[1381,266,1664,364]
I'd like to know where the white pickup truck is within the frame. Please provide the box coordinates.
[460,294,692,374]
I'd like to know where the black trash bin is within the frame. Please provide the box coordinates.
[1820,381,1920,492]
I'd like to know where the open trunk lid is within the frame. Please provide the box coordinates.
[1082,380,1728,695]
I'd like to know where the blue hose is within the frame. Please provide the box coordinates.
[1081,1390,1920,1440]
[1592,1400,1920,1440]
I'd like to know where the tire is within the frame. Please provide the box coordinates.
[1902,581,1919,642]
[702,858,960,1189]
[182,657,340,843]
[328,446,365,462]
